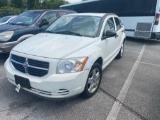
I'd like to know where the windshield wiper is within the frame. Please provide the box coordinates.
[54,31,83,36]
[44,30,55,33]
[44,30,83,37]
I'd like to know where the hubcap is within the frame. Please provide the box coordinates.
[87,68,100,93]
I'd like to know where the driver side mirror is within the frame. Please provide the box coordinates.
[39,19,49,27]
[102,30,117,40]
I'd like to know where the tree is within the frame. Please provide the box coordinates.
[0,0,8,8]
[26,0,40,9]
[11,0,22,8]
[40,0,69,9]
[52,0,69,8]
[22,0,27,8]
[1,0,69,10]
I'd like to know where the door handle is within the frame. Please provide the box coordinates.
[115,34,118,38]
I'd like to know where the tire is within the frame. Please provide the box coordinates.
[116,41,124,59]
[82,63,102,98]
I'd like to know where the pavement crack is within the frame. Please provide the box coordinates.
[21,115,29,120]
[99,88,147,120]
[99,88,116,101]
[0,109,9,113]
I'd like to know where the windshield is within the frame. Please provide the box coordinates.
[10,11,42,25]
[45,15,101,37]
[0,16,11,23]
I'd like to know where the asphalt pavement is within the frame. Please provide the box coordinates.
[0,38,160,120]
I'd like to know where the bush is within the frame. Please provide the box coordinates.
[0,6,23,17]
[0,0,69,17]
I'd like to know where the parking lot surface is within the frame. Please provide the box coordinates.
[0,38,160,120]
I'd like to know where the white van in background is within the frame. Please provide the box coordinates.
[60,0,160,40]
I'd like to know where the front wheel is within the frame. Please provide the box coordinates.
[116,42,124,59]
[82,63,102,98]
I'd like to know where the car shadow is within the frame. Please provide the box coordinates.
[126,37,160,44]
[0,77,92,113]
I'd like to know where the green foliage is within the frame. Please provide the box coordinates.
[0,6,23,17]
[40,0,69,9]
[11,0,22,8]
[0,0,69,17]
[27,0,35,9]
[0,0,8,7]
[26,0,40,9]
[1,0,69,9]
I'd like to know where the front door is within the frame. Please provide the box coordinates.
[102,17,117,65]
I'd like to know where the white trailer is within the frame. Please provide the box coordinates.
[60,0,160,40]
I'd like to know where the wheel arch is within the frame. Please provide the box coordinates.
[94,57,103,67]
[17,34,34,43]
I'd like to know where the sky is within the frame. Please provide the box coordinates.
[67,0,82,3]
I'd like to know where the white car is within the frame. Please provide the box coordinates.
[5,13,126,99]
[0,15,17,25]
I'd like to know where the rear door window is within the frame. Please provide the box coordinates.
[114,17,123,31]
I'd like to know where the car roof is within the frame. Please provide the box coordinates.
[64,13,117,17]
[26,9,76,13]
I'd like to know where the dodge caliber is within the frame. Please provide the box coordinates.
[5,13,126,99]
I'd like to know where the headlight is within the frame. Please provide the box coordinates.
[57,57,88,74]
[0,31,14,41]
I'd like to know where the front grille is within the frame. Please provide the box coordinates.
[12,54,25,63]
[28,59,49,69]
[11,54,49,77]
[12,61,25,73]
[28,67,48,77]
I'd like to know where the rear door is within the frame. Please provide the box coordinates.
[114,17,124,48]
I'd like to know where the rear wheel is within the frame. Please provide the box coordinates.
[116,42,124,59]
[82,63,102,98]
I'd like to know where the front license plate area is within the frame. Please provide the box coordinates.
[15,75,31,89]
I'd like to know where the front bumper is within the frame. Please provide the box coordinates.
[0,41,18,53]
[4,58,89,99]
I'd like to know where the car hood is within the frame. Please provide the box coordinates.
[0,24,28,32]
[12,33,97,59]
